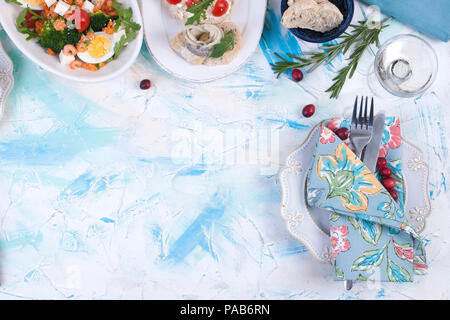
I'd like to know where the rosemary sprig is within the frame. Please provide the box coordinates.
[271,18,392,99]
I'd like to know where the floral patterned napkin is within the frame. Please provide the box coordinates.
[306,117,427,282]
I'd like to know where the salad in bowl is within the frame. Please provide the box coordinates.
[0,0,143,81]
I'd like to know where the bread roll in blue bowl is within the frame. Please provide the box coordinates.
[281,0,354,43]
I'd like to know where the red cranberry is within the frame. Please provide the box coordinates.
[335,127,349,140]
[302,104,315,118]
[377,157,387,168]
[380,167,392,177]
[382,177,396,190]
[291,69,303,82]
[140,79,151,90]
[389,189,399,200]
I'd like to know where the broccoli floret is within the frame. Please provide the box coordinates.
[65,29,82,46]
[90,12,110,32]
[38,19,82,53]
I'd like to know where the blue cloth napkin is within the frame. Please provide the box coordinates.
[306,118,427,282]
[361,0,450,42]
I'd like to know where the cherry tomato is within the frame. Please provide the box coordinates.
[24,10,43,30]
[185,0,197,8]
[167,0,182,4]
[212,0,229,17]
[74,8,90,33]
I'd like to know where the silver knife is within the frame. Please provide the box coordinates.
[344,113,385,291]
[363,113,386,173]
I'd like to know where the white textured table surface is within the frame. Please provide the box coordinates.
[0,1,449,300]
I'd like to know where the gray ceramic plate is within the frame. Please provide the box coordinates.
[279,124,431,263]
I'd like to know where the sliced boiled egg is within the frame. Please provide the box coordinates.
[77,32,117,64]
[17,0,44,10]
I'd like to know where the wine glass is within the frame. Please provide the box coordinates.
[368,34,438,99]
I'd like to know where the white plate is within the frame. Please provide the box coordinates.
[0,40,14,120]
[279,124,432,263]
[141,0,267,82]
[0,0,143,83]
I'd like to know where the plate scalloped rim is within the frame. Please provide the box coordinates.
[279,124,432,264]
[0,40,14,120]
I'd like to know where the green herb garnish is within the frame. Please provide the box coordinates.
[110,0,141,59]
[15,8,43,40]
[185,0,215,25]
[5,0,22,5]
[271,18,392,99]
[210,30,235,58]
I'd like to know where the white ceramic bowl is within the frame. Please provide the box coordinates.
[0,0,143,83]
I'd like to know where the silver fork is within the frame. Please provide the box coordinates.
[350,96,374,159]
[345,96,374,291]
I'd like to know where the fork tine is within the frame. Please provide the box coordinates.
[369,97,374,127]
[364,96,368,129]
[352,96,358,128]
[358,96,364,128]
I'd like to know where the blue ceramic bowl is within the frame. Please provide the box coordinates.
[281,0,354,43]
